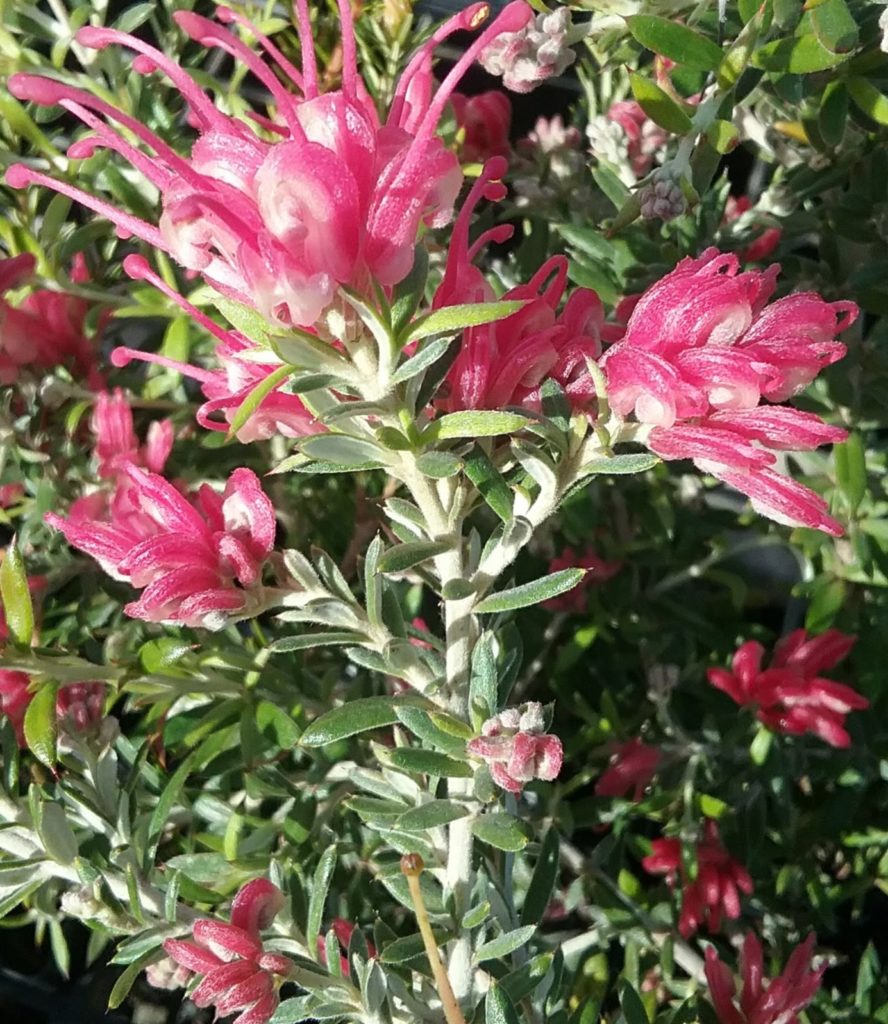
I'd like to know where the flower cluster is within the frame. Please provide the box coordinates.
[164,878,292,1024]
[595,738,661,801]
[601,248,855,534]
[643,819,754,938]
[479,7,577,93]
[0,253,99,385]
[7,2,534,330]
[452,90,512,164]
[467,702,563,793]
[705,932,825,1024]
[0,672,106,748]
[91,388,173,479]
[708,628,867,748]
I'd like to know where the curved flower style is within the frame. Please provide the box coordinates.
[467,702,563,793]
[452,90,512,164]
[595,737,660,801]
[707,628,867,748]
[92,388,174,479]
[7,1,533,329]
[45,466,276,629]
[164,878,292,1024]
[705,932,825,1024]
[112,256,319,444]
[543,546,621,612]
[0,253,99,385]
[601,248,856,534]
[642,819,753,938]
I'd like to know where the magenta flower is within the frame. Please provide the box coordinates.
[542,546,621,612]
[56,683,106,735]
[704,932,825,1024]
[0,671,32,746]
[605,100,669,178]
[601,248,856,534]
[45,466,276,629]
[452,91,512,164]
[595,738,660,801]
[707,628,867,748]
[7,2,533,329]
[91,389,173,479]
[164,878,292,1024]
[467,702,563,793]
[643,819,753,938]
[0,253,100,386]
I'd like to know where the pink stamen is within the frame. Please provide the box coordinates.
[123,255,236,348]
[336,0,358,100]
[111,344,215,384]
[216,6,304,94]
[172,12,304,139]
[292,0,319,100]
[4,164,168,249]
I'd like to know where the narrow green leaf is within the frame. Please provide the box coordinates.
[475,569,585,615]
[834,432,867,512]
[847,78,888,127]
[404,301,525,344]
[472,813,529,852]
[415,451,464,478]
[395,800,470,831]
[462,901,491,930]
[23,681,58,769]
[227,364,293,438]
[37,802,78,864]
[394,706,466,753]
[0,539,34,646]
[486,981,522,1024]
[300,434,384,467]
[819,81,848,147]
[619,980,650,1024]
[307,846,337,960]
[469,632,499,720]
[626,15,724,71]
[391,336,454,385]
[521,828,560,926]
[475,925,536,964]
[810,0,858,53]
[753,33,850,73]
[377,540,452,575]
[428,410,532,442]
[629,73,693,134]
[108,948,163,1009]
[380,930,447,964]
[269,631,367,653]
[387,747,473,777]
[391,247,430,337]
[464,446,513,522]
[301,696,423,747]
[579,452,659,476]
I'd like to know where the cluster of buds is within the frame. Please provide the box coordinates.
[163,878,292,1024]
[587,100,669,185]
[643,819,754,938]
[0,673,109,749]
[467,702,563,793]
[513,116,595,213]
[639,171,687,222]
[708,628,867,748]
[479,8,577,93]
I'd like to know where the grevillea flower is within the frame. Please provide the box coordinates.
[91,388,174,478]
[111,256,319,443]
[542,546,621,612]
[436,158,604,411]
[451,91,512,163]
[0,674,107,748]
[725,196,782,264]
[0,671,32,745]
[704,932,825,1024]
[467,701,563,793]
[7,2,533,330]
[595,738,661,801]
[604,100,669,179]
[45,466,276,629]
[0,253,100,385]
[642,819,753,938]
[480,7,577,92]
[0,483,25,508]
[601,248,856,535]
[164,878,292,1024]
[707,628,867,748]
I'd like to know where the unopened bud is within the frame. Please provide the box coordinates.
[400,852,425,877]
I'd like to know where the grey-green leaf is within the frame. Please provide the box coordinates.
[301,696,424,747]
[474,569,585,614]
[475,925,536,964]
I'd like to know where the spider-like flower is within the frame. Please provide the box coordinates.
[7,2,533,329]
[707,628,867,748]
[704,932,825,1024]
[601,248,856,534]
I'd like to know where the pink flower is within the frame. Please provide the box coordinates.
[480,7,576,93]
[543,547,621,612]
[0,253,100,385]
[7,2,533,329]
[164,878,291,1024]
[595,738,660,801]
[0,671,32,746]
[0,484,25,508]
[601,248,856,535]
[91,389,173,478]
[467,702,563,793]
[605,100,669,178]
[452,91,512,163]
[707,628,867,748]
[56,682,106,734]
[725,196,782,264]
[705,933,825,1024]
[436,159,603,411]
[45,466,276,629]
[642,819,753,938]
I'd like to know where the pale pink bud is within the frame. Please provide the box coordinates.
[468,702,563,793]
